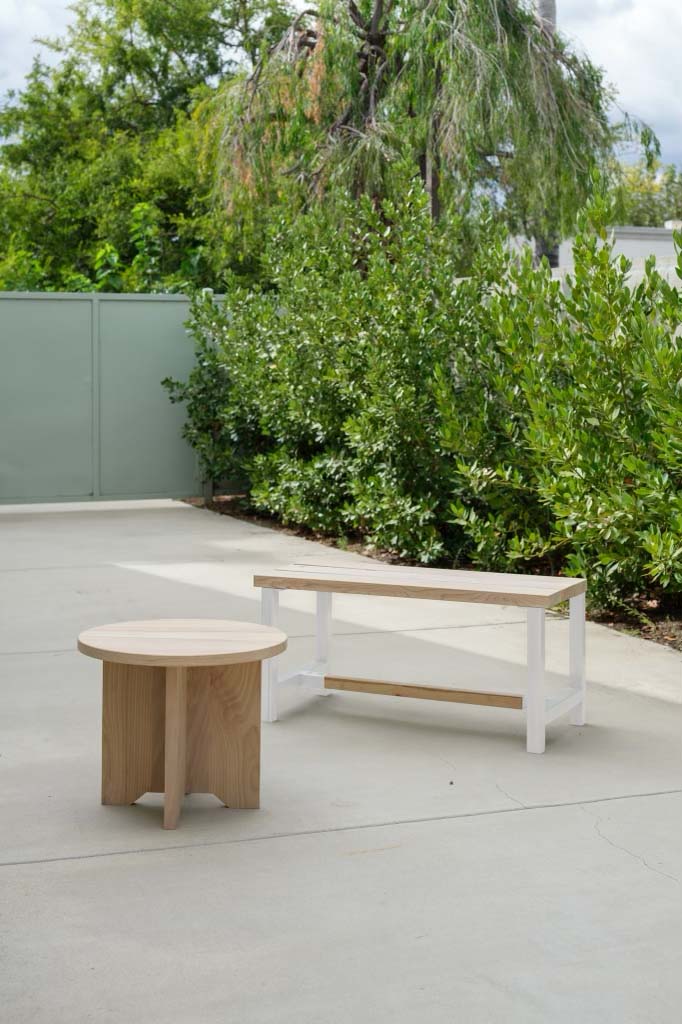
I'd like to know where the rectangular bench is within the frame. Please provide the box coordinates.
[255,563,586,753]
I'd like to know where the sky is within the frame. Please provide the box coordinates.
[1,0,681,164]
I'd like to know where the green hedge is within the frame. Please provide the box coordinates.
[166,188,682,609]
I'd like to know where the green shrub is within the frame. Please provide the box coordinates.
[442,193,682,606]
[167,186,682,608]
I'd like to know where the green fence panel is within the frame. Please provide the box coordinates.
[0,296,93,500]
[0,293,201,503]
[99,297,199,497]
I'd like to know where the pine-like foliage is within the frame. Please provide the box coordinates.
[211,0,625,244]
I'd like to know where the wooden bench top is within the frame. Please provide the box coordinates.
[78,619,287,667]
[254,563,586,608]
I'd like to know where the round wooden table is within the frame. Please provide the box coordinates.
[78,619,287,829]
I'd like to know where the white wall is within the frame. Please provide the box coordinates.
[560,225,678,270]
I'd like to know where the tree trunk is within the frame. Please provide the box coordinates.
[534,235,559,269]
[426,65,442,222]
[535,1,558,265]
[426,151,441,222]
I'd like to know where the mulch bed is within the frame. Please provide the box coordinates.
[185,494,682,653]
[592,606,682,653]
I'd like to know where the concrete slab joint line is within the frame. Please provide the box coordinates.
[1,789,680,870]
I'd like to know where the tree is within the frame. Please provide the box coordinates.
[211,0,627,254]
[34,0,293,130]
[0,0,293,291]
[613,160,682,227]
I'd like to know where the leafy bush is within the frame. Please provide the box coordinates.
[442,193,682,606]
[167,187,682,609]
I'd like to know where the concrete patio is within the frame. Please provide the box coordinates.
[1,500,680,1023]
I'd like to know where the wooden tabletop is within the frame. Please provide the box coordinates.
[78,619,287,667]
[254,562,586,608]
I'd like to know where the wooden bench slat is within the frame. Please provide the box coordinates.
[254,563,586,608]
[291,562,565,587]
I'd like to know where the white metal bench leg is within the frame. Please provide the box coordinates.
[526,608,546,754]
[569,592,586,726]
[261,588,280,723]
[298,591,334,698]
[315,591,333,681]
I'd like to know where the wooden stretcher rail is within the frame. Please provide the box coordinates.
[323,675,523,709]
